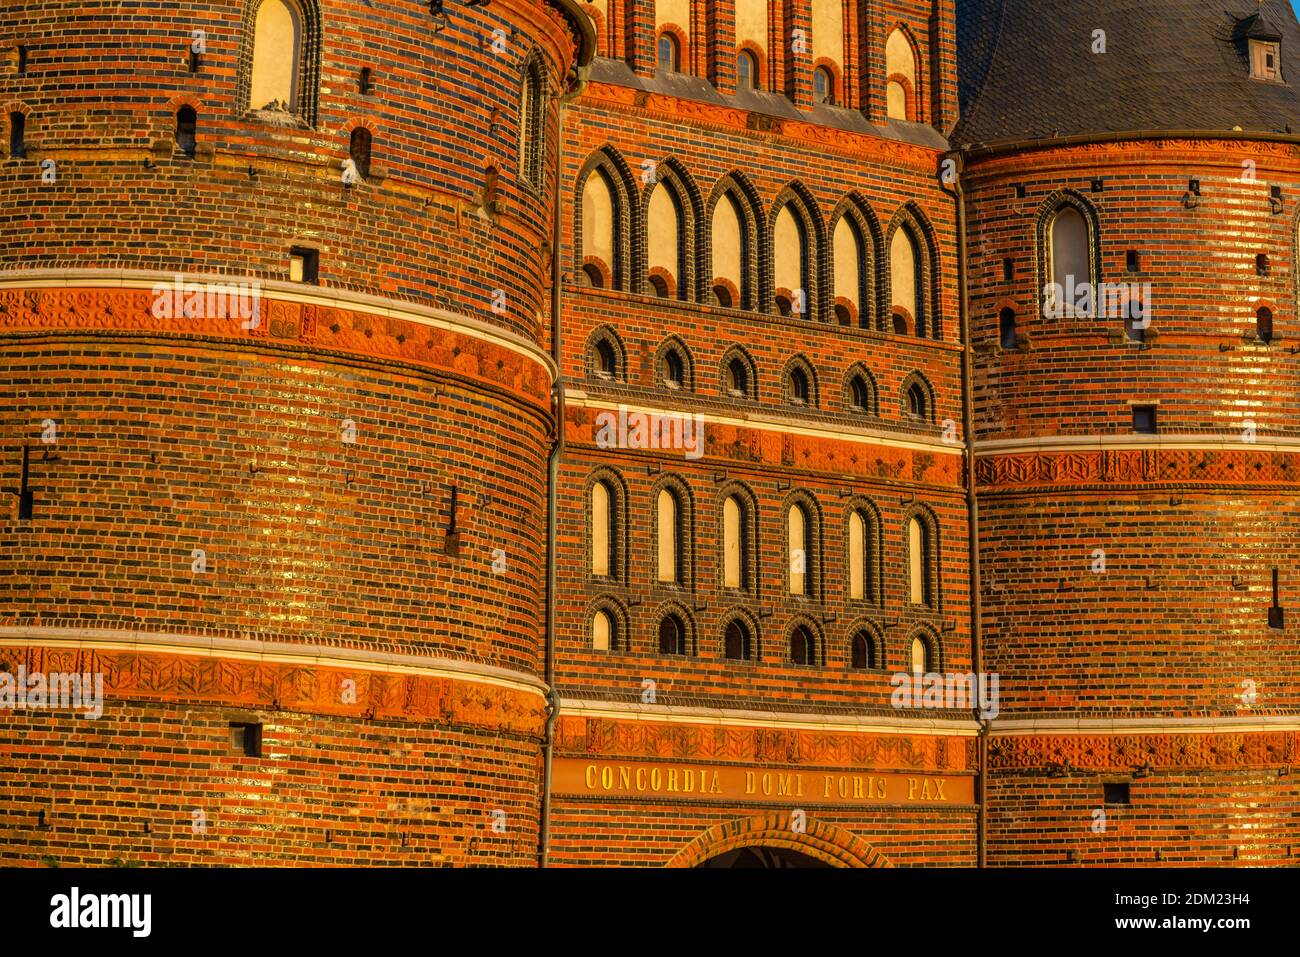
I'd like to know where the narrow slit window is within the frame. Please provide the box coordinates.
[1257,307,1274,344]
[723,495,745,590]
[1132,404,1157,434]
[999,307,1018,350]
[907,517,931,606]
[349,127,372,180]
[289,246,320,283]
[176,106,197,157]
[230,722,263,757]
[590,481,612,577]
[8,112,25,159]
[520,58,546,187]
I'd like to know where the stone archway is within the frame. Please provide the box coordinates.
[695,846,832,868]
[665,812,892,869]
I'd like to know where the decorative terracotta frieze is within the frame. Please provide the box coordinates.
[554,715,977,772]
[0,286,552,408]
[988,731,1298,772]
[3,644,548,738]
[976,447,1300,494]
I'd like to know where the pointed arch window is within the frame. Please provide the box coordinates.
[176,107,197,157]
[851,631,876,670]
[647,179,685,299]
[722,495,749,590]
[772,204,809,317]
[847,370,875,415]
[710,183,758,310]
[711,194,744,307]
[591,481,612,577]
[596,339,617,377]
[833,215,867,328]
[246,0,320,124]
[847,508,881,604]
[910,634,930,673]
[520,56,546,188]
[657,488,680,584]
[659,612,687,655]
[250,0,302,110]
[592,609,614,651]
[907,516,934,607]
[663,348,685,389]
[580,166,620,289]
[726,357,750,397]
[790,624,817,666]
[788,503,808,597]
[587,327,625,381]
[724,618,752,661]
[907,383,928,422]
[1046,204,1092,317]
[890,227,921,335]
[787,364,812,406]
[885,28,918,121]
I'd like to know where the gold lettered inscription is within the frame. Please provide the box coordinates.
[556,758,972,806]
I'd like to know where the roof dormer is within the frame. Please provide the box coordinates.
[1233,12,1284,82]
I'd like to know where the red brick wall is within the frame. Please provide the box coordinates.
[550,799,975,866]
[548,715,977,866]
[1,322,550,669]
[0,700,541,866]
[987,763,1300,867]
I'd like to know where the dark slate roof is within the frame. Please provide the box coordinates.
[955,0,1300,147]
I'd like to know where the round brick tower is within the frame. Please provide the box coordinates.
[958,0,1300,865]
[0,0,592,865]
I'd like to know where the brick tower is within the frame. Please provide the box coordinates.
[957,0,1300,864]
[0,0,592,865]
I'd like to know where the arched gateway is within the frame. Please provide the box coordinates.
[666,813,893,868]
